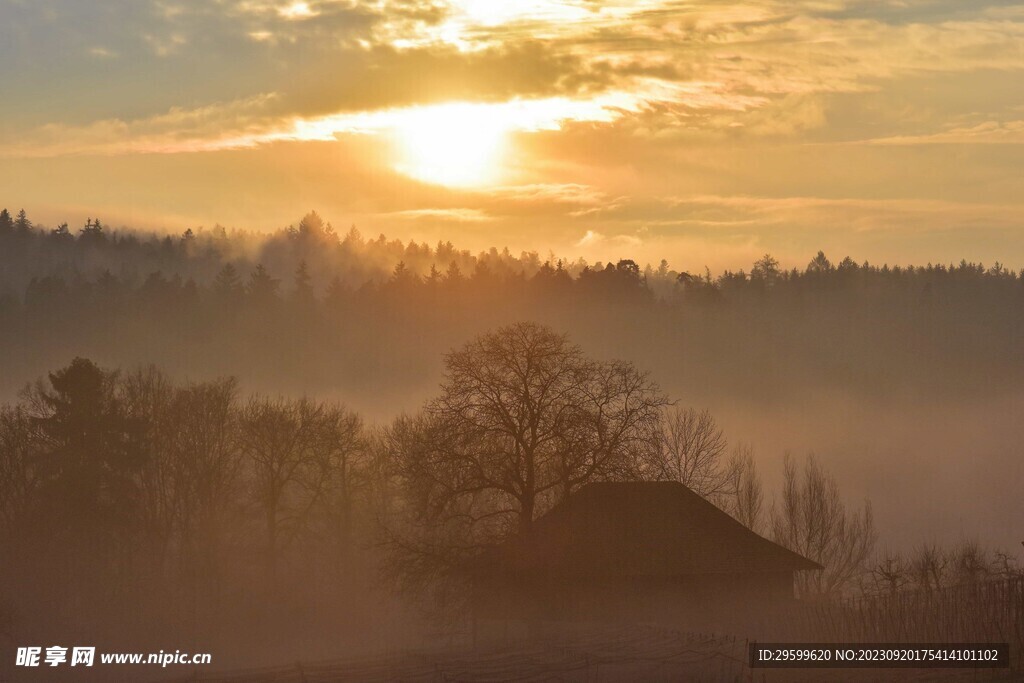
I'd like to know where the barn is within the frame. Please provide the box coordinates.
[469,481,821,628]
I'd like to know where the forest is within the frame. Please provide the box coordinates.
[1,207,1023,664]
[2,207,1022,407]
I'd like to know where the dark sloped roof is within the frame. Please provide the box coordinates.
[483,481,821,577]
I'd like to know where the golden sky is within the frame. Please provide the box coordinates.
[2,0,1024,269]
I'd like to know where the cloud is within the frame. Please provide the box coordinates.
[88,46,118,59]
[480,183,609,205]
[0,95,287,157]
[5,0,1024,154]
[0,79,772,160]
[3,0,1024,270]
[576,229,643,248]
[386,208,493,221]
[277,1,317,20]
[655,194,1024,235]
[862,120,1024,145]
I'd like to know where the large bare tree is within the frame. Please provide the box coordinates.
[383,322,667,616]
[398,322,666,535]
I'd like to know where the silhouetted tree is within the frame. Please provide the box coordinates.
[323,275,348,309]
[728,443,763,532]
[79,218,106,245]
[22,358,142,542]
[0,405,39,533]
[654,407,729,499]
[213,263,243,303]
[751,253,780,286]
[292,261,315,305]
[246,264,280,305]
[807,250,834,274]
[305,404,366,569]
[237,396,337,584]
[13,209,31,235]
[771,454,875,598]
[383,323,667,617]
[654,409,765,528]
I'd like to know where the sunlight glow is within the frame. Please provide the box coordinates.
[449,0,589,27]
[376,0,663,52]
[394,104,508,187]
[278,1,315,20]
[290,94,637,187]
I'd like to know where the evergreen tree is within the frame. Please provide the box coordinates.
[807,250,834,274]
[297,211,325,239]
[14,209,31,234]
[79,217,106,245]
[324,275,348,308]
[247,264,280,304]
[213,263,244,306]
[751,253,781,285]
[444,261,463,284]
[292,261,315,304]
[214,263,241,293]
[30,358,140,534]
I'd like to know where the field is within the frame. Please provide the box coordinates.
[168,578,1023,682]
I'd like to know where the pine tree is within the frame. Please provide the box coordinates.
[213,263,243,300]
[292,261,315,304]
[444,261,463,284]
[14,209,31,234]
[0,208,12,234]
[80,217,106,245]
[426,264,441,286]
[247,264,280,304]
[297,211,324,239]
[324,275,348,308]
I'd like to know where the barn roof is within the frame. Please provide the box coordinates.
[479,481,821,577]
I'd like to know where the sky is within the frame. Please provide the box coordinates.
[2,0,1024,271]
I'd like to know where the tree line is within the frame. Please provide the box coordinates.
[3,209,1023,408]
[3,207,1023,308]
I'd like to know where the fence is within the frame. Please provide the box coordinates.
[776,577,1024,656]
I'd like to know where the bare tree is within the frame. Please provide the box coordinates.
[866,552,909,596]
[727,442,763,531]
[653,412,764,530]
[770,454,876,598]
[119,367,178,580]
[382,322,667,615]
[0,406,41,535]
[992,549,1023,580]
[910,543,948,592]
[654,407,729,498]
[864,541,1022,597]
[397,322,666,538]
[168,377,242,587]
[304,404,367,568]
[238,396,324,584]
[950,539,991,585]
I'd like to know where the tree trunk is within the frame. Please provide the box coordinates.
[519,493,534,536]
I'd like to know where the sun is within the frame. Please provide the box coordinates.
[293,95,626,187]
[392,102,508,187]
